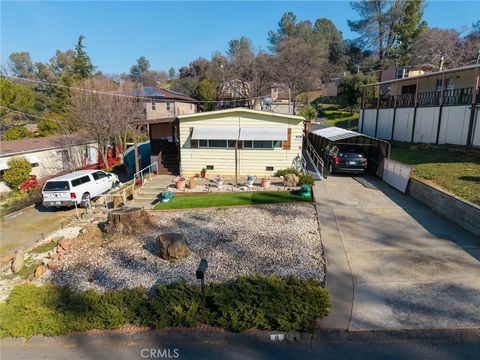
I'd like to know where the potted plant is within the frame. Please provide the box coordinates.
[200,168,206,179]
[175,176,186,190]
[189,176,196,189]
[261,176,271,189]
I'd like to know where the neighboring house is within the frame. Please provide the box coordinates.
[219,79,253,109]
[0,134,99,192]
[321,77,340,97]
[131,108,305,177]
[359,64,480,147]
[127,87,198,119]
[218,81,294,114]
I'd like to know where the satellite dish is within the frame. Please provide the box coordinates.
[263,97,273,106]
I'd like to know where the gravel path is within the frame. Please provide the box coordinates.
[43,203,324,292]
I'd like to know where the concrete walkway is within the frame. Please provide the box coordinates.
[314,176,480,331]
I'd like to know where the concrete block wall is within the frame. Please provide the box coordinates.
[407,178,480,236]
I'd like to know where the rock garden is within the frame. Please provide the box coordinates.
[0,201,330,338]
[34,202,325,293]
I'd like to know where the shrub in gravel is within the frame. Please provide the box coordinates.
[298,175,315,186]
[0,276,330,338]
[274,168,300,177]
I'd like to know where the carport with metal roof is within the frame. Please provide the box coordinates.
[307,127,391,175]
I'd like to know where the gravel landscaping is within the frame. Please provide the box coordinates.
[41,203,324,292]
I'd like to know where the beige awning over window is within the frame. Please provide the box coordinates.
[239,127,288,141]
[191,126,239,140]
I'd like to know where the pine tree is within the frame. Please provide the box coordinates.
[395,0,427,65]
[71,35,94,80]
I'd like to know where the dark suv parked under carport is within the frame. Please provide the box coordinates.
[323,145,368,175]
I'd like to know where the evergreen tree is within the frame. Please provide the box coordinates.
[168,67,176,81]
[130,56,151,82]
[71,35,95,79]
[196,77,217,111]
[394,0,427,65]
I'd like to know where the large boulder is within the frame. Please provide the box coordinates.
[156,233,191,260]
[283,174,299,187]
[11,250,24,273]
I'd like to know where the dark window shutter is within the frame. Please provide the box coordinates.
[283,128,292,150]
[190,127,198,148]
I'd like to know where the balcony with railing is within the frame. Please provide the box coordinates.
[363,87,476,110]
[396,93,415,108]
[443,87,472,106]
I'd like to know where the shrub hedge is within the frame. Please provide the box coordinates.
[0,275,330,338]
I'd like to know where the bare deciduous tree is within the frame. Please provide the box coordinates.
[273,38,326,112]
[68,77,144,163]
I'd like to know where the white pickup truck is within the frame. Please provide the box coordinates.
[42,170,119,208]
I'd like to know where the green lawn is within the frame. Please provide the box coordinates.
[390,143,480,205]
[153,191,312,210]
[320,104,359,130]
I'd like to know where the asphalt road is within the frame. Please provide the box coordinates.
[1,329,479,360]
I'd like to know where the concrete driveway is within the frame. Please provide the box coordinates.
[314,176,480,331]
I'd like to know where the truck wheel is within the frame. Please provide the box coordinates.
[80,193,90,208]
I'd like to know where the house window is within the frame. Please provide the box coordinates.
[190,104,193,110]
[31,162,39,168]
[152,100,156,111]
[198,140,236,148]
[401,85,416,94]
[436,78,455,91]
[166,102,171,111]
[242,140,282,149]
[208,140,227,148]
[266,166,274,171]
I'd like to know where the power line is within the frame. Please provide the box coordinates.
[0,74,266,104]
[0,106,53,121]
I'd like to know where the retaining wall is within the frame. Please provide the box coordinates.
[407,177,480,236]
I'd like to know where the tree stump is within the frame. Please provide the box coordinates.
[105,207,155,235]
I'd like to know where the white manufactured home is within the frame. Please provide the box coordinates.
[132,108,306,177]
[359,64,480,147]
[179,108,305,177]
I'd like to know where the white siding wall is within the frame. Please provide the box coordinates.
[0,143,95,190]
[362,109,377,137]
[438,106,471,145]
[393,108,415,142]
[179,113,303,177]
[472,109,480,147]
[377,109,394,140]
[413,107,440,143]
